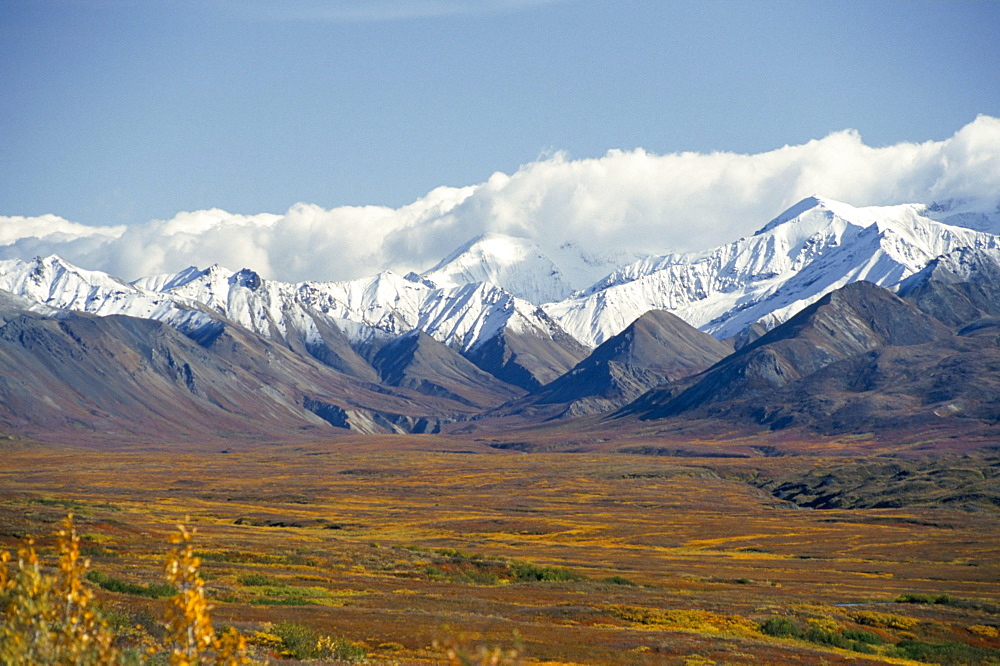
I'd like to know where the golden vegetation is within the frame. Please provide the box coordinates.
[0,516,249,665]
[0,516,117,665]
[848,610,919,631]
[162,524,248,665]
[1,437,998,664]
[604,606,759,636]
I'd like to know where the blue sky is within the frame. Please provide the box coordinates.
[3,0,998,229]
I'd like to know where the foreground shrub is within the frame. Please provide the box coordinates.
[163,524,249,665]
[0,516,250,665]
[0,516,118,665]
[434,636,521,666]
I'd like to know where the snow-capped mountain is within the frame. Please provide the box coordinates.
[135,263,567,355]
[3,194,999,379]
[0,253,586,390]
[0,255,219,335]
[921,198,1000,235]
[420,233,577,304]
[542,196,1000,346]
[418,232,636,304]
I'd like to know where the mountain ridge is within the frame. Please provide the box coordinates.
[2,194,1000,444]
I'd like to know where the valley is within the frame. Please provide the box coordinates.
[1,433,999,664]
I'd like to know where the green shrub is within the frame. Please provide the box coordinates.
[85,570,176,599]
[760,617,798,637]
[236,572,276,586]
[602,575,638,587]
[272,621,366,662]
[761,617,880,654]
[893,639,1000,664]
[509,561,581,583]
[436,548,482,560]
[896,593,953,605]
[101,606,161,637]
[273,621,320,659]
[842,628,882,645]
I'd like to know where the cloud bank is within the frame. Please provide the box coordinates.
[2,115,998,285]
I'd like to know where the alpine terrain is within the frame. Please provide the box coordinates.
[1,195,999,444]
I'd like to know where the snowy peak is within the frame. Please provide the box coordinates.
[421,233,576,304]
[755,195,835,235]
[0,254,150,312]
[2,194,999,397]
[0,254,221,338]
[132,265,208,292]
[543,195,1000,347]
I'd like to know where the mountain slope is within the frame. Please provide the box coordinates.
[462,315,590,391]
[896,246,1000,329]
[371,330,525,408]
[420,233,577,304]
[0,291,512,443]
[5,195,999,384]
[0,256,586,390]
[502,310,732,418]
[621,281,951,423]
[0,306,322,442]
[543,197,1000,346]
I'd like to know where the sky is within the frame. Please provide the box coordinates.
[1,0,999,283]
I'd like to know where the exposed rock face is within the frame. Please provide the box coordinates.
[897,247,1000,329]
[501,310,731,417]
[0,293,498,443]
[462,321,590,392]
[619,282,959,430]
[371,330,524,408]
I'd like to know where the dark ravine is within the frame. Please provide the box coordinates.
[750,455,1000,511]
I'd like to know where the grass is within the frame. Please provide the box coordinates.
[1,439,998,664]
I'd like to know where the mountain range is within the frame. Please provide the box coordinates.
[1,195,999,445]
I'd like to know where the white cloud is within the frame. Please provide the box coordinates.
[0,214,124,247]
[2,115,998,285]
